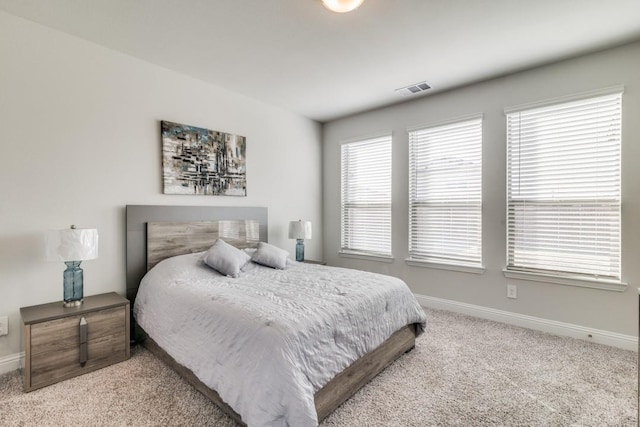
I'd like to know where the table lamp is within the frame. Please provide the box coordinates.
[46,225,99,307]
[288,220,312,262]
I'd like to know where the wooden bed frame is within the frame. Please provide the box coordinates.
[125,205,418,425]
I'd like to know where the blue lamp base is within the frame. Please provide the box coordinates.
[296,239,305,262]
[63,261,84,307]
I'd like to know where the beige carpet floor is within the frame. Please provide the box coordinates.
[0,308,636,426]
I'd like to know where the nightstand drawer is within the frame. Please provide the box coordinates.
[21,292,130,392]
[30,307,125,354]
[30,331,127,388]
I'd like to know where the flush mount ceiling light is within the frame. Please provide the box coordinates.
[322,0,364,13]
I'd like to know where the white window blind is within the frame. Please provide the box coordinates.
[408,117,483,267]
[341,135,392,257]
[506,92,622,281]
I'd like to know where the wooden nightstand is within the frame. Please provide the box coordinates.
[303,259,326,265]
[20,292,130,392]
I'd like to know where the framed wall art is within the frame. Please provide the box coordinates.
[161,120,246,196]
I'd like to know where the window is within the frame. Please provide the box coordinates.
[340,135,392,258]
[408,116,483,270]
[505,90,622,287]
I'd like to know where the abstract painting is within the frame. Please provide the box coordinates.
[161,120,246,196]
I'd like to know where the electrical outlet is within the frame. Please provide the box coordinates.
[507,284,517,299]
[0,316,7,336]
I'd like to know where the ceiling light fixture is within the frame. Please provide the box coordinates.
[322,0,364,13]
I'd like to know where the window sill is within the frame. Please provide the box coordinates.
[339,251,394,263]
[406,258,485,274]
[502,269,627,292]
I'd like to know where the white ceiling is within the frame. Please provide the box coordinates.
[1,0,639,122]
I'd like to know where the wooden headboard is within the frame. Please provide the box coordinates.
[126,205,268,304]
[146,220,260,270]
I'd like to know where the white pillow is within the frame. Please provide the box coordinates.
[203,239,251,278]
[251,242,289,269]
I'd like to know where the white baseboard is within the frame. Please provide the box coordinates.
[0,352,23,375]
[414,293,638,352]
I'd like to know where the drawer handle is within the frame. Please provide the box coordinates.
[79,317,88,367]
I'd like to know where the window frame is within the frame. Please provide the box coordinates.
[406,114,484,274]
[503,86,626,291]
[340,133,393,261]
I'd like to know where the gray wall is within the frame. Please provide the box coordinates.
[0,11,323,358]
[323,41,640,336]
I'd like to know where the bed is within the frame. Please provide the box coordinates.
[126,205,426,426]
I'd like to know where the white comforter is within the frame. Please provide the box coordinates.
[133,253,426,427]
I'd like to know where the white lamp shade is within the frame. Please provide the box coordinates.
[46,228,99,262]
[322,0,364,13]
[288,221,312,240]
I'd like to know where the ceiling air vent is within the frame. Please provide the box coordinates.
[395,81,431,97]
